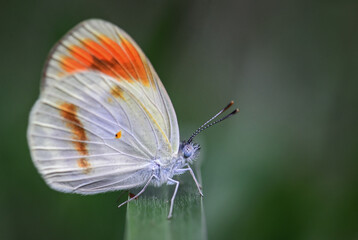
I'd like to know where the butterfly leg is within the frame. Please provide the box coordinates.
[118,175,154,208]
[167,178,179,219]
[179,165,203,196]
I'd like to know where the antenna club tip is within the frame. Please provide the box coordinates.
[230,108,239,115]
[224,101,234,111]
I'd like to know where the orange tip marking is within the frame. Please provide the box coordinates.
[99,35,136,80]
[59,35,151,87]
[121,38,149,86]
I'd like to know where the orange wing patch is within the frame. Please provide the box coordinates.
[60,36,150,86]
[59,102,91,173]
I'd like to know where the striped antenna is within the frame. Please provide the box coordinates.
[187,101,239,143]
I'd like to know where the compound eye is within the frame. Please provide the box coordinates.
[183,144,193,158]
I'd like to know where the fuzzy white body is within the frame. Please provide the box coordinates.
[149,141,200,187]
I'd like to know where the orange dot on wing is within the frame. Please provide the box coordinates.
[115,131,122,139]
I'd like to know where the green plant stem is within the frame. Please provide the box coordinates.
[124,167,207,240]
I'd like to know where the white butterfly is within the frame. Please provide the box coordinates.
[27,19,238,218]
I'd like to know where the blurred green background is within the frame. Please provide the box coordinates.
[1,0,358,239]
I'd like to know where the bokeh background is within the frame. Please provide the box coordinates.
[1,0,358,239]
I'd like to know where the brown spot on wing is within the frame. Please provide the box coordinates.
[59,103,91,173]
[110,86,125,100]
[59,103,88,155]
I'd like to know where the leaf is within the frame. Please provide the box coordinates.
[124,167,207,240]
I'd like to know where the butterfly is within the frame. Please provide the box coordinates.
[27,19,238,219]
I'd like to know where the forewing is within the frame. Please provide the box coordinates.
[42,19,179,156]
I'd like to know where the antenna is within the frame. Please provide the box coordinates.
[187,101,239,143]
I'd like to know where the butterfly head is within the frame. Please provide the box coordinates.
[180,141,200,164]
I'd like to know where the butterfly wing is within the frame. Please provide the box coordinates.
[43,19,179,155]
[28,19,179,194]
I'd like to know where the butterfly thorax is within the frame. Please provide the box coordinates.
[150,141,200,187]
